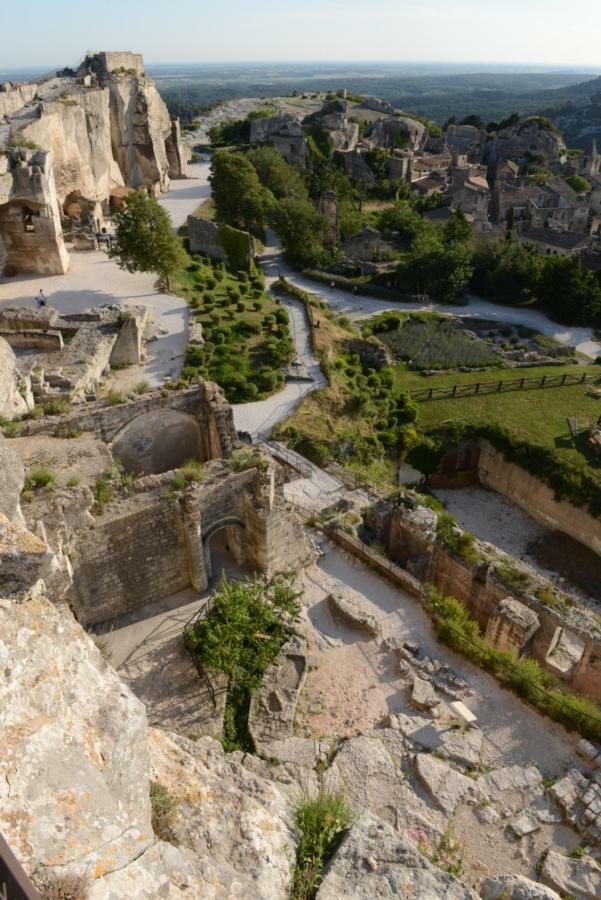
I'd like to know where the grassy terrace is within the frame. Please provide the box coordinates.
[393,362,601,473]
[277,299,601,492]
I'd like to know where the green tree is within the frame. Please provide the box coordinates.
[564,174,591,194]
[270,197,328,267]
[108,190,187,290]
[397,234,473,302]
[471,239,542,305]
[539,256,601,324]
[247,146,308,200]
[443,209,473,246]
[379,200,429,247]
[210,150,272,229]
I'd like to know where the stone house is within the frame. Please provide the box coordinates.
[517,224,591,257]
[341,225,392,263]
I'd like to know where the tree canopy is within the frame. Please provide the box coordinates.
[210,149,273,229]
[108,189,186,290]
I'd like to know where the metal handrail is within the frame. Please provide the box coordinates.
[0,833,41,899]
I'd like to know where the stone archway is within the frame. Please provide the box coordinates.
[112,409,205,475]
[202,516,247,583]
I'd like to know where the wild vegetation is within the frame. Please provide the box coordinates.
[291,788,354,900]
[184,574,301,752]
[425,587,601,742]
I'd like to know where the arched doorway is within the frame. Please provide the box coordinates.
[202,517,248,584]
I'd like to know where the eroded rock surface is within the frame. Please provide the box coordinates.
[316,812,477,899]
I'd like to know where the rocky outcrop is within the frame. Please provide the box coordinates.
[0,584,154,882]
[316,812,477,899]
[480,874,561,899]
[1,51,189,276]
[0,579,299,897]
[0,437,25,522]
[250,113,309,166]
[149,730,297,898]
[0,337,30,419]
[0,149,70,275]
[365,115,429,152]
[541,850,601,899]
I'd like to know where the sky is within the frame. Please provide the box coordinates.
[1,0,600,70]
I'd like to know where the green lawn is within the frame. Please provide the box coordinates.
[394,362,601,475]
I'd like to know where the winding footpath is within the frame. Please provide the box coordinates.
[2,157,600,439]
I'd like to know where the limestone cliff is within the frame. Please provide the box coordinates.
[0,51,190,276]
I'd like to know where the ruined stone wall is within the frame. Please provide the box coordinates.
[0,150,70,275]
[477,441,601,559]
[23,383,237,461]
[73,495,189,624]
[0,82,38,117]
[386,512,601,699]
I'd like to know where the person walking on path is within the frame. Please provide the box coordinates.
[35,289,47,308]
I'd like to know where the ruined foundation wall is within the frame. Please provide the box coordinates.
[477,441,601,559]
[387,513,601,700]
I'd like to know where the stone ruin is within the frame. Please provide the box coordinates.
[0,302,148,412]
[0,50,191,276]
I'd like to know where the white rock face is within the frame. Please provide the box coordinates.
[541,850,601,899]
[149,729,297,899]
[480,874,561,899]
[0,337,29,420]
[0,435,25,522]
[0,589,154,880]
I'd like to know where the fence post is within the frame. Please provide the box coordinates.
[520,378,525,390]
[474,382,480,394]
[562,373,567,385]
[498,380,503,391]
[581,372,586,384]
[541,375,546,386]
[452,384,457,397]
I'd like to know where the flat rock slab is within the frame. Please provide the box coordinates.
[316,812,478,899]
[509,810,541,837]
[326,591,380,638]
[414,753,482,814]
[391,712,485,770]
[480,874,561,899]
[541,850,601,900]
[410,675,440,712]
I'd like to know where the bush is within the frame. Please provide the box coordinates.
[292,789,354,900]
[185,573,301,752]
[94,476,112,512]
[35,871,90,900]
[24,466,57,493]
[181,459,204,482]
[230,448,268,472]
[42,398,70,416]
[150,781,179,844]
[106,390,127,406]
[133,380,150,395]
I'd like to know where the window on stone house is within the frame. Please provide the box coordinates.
[22,207,36,233]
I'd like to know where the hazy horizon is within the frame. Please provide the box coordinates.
[1,0,601,70]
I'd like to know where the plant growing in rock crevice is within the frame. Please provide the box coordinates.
[149,780,179,844]
[185,573,301,752]
[291,787,354,900]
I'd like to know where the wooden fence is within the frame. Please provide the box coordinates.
[409,370,601,402]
